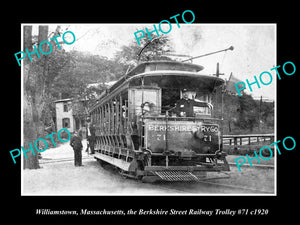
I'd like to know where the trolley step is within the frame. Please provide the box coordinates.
[154,170,206,181]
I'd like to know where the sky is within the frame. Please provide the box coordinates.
[30,24,276,100]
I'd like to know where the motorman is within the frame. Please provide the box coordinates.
[173,89,212,117]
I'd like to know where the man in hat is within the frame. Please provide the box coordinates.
[70,131,83,166]
[87,123,96,154]
[174,89,212,117]
[86,122,96,154]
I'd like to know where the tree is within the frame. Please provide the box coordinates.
[114,30,173,73]
[223,92,239,133]
[236,93,258,132]
[23,25,71,169]
[49,50,126,99]
[23,25,40,169]
[23,26,53,169]
[261,101,274,126]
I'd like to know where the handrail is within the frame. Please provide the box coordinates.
[223,134,274,138]
[222,133,275,154]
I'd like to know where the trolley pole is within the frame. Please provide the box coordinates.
[181,46,234,62]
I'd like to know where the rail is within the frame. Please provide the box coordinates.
[222,134,275,155]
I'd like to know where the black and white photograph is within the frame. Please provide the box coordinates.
[20,24,276,195]
[4,6,298,222]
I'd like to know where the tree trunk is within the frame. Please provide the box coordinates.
[23,26,39,169]
[23,25,49,169]
[228,120,232,133]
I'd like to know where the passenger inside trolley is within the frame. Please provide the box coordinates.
[141,101,158,116]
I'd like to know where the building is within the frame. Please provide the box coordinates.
[54,98,88,137]
[54,98,75,133]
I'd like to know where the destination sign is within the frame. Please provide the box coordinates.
[147,124,219,133]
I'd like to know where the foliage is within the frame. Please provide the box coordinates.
[48,29,174,111]
[114,31,173,69]
[213,89,274,134]
[236,93,258,131]
[49,50,125,100]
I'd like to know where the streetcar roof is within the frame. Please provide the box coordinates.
[109,61,217,92]
[125,70,225,90]
[106,70,224,98]
[127,60,205,76]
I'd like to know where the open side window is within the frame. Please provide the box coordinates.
[128,87,161,118]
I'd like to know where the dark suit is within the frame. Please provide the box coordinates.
[87,125,96,154]
[88,125,96,154]
[175,99,208,117]
[70,135,83,166]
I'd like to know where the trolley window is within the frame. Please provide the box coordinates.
[129,87,161,117]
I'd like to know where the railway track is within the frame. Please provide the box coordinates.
[149,179,274,194]
[159,181,273,194]
[39,156,91,164]
[153,170,274,194]
[192,179,273,194]
[228,162,274,169]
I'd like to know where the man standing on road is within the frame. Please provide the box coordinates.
[89,123,96,154]
[86,122,96,154]
[70,131,83,167]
